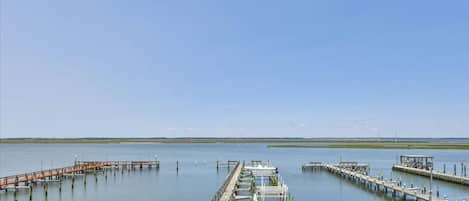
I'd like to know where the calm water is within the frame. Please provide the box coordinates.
[1,143,468,201]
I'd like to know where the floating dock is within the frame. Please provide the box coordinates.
[303,162,447,201]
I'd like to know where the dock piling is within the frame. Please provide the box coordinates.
[304,162,446,201]
[29,185,33,201]
[464,165,467,177]
[394,163,469,186]
[1,160,159,197]
[461,162,465,177]
[44,182,48,198]
[429,167,433,201]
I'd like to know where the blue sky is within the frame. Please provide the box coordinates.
[1,0,468,138]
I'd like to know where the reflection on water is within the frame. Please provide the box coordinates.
[0,143,468,201]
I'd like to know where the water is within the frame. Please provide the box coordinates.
[1,143,468,201]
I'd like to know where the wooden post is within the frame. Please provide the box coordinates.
[72,171,75,190]
[15,176,18,191]
[29,185,33,201]
[429,167,433,201]
[14,187,17,201]
[464,165,467,177]
[462,162,465,176]
[44,182,48,198]
[95,167,98,183]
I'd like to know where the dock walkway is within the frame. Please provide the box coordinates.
[393,165,469,186]
[0,160,159,190]
[210,161,243,201]
[324,164,445,201]
[303,162,447,201]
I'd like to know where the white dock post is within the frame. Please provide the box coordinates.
[462,162,464,177]
[429,167,433,201]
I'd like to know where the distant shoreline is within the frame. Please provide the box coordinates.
[1,138,469,147]
[268,143,469,150]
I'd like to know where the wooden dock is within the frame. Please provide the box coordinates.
[303,161,369,174]
[393,164,469,186]
[211,160,291,201]
[76,160,159,169]
[211,160,292,201]
[0,160,159,191]
[303,162,447,201]
[210,161,243,201]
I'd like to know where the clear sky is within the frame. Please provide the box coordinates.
[1,0,468,138]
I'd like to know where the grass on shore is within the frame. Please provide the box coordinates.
[0,138,442,144]
[267,143,469,150]
[1,138,468,150]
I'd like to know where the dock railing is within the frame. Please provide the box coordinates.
[76,161,160,167]
[1,160,160,189]
[0,162,103,189]
[210,161,241,201]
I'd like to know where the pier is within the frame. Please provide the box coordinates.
[0,160,159,200]
[76,160,160,170]
[303,161,369,174]
[392,155,468,186]
[211,161,243,201]
[303,162,447,201]
[211,160,291,201]
[393,165,469,186]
